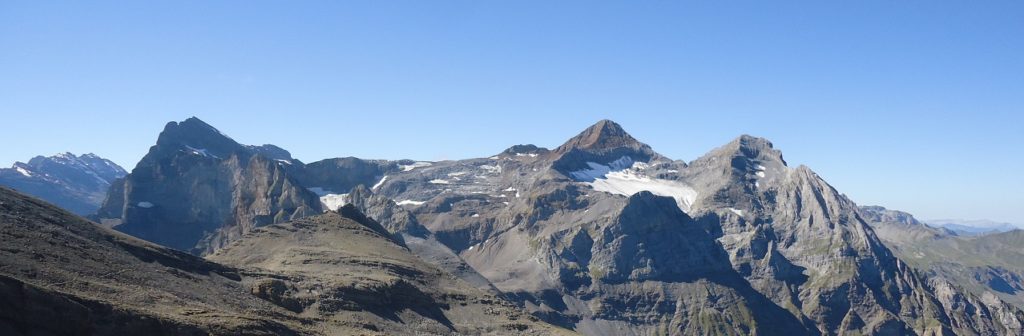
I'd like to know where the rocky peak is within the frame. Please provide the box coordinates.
[554,119,652,155]
[702,134,787,168]
[551,120,660,175]
[98,117,322,254]
[153,117,244,160]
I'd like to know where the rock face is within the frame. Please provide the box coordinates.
[96,117,322,254]
[0,152,126,215]
[365,120,1024,335]
[293,157,398,196]
[207,206,576,336]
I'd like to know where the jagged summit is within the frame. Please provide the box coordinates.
[722,134,787,165]
[684,134,788,183]
[153,117,243,160]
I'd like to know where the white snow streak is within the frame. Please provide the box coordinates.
[400,162,432,172]
[568,156,635,182]
[372,175,388,190]
[184,145,219,159]
[14,167,32,177]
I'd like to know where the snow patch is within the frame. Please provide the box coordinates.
[479,164,502,174]
[666,169,679,173]
[400,162,432,171]
[728,208,744,216]
[429,179,450,184]
[471,213,480,218]
[568,156,635,182]
[516,153,539,158]
[137,201,154,208]
[320,193,349,211]
[184,145,219,159]
[755,171,766,178]
[573,156,698,212]
[397,200,425,206]
[275,159,291,165]
[14,167,32,177]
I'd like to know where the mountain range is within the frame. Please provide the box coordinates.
[2,117,1023,335]
[924,219,1020,236]
[0,152,126,215]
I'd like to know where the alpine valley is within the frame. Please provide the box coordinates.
[2,117,1022,336]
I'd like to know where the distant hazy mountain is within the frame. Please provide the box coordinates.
[0,152,126,215]
[925,219,1020,236]
[862,206,1024,312]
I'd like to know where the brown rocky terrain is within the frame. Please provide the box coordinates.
[209,205,575,335]
[0,186,573,335]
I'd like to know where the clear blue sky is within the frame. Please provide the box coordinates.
[2,1,1022,224]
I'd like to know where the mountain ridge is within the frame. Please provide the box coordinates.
[34,117,1024,335]
[0,152,126,215]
